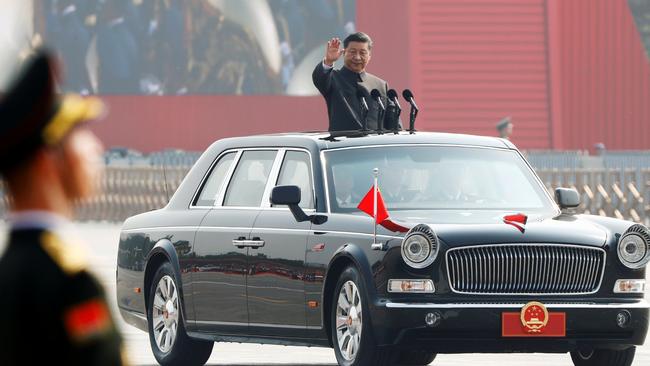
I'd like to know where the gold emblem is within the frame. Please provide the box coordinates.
[520,301,549,333]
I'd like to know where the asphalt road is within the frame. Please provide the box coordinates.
[1,222,648,365]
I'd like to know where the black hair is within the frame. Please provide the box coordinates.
[344,32,373,50]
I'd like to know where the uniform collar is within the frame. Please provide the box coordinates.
[340,65,367,83]
[7,210,72,233]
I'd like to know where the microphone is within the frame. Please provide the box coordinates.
[388,89,401,110]
[402,89,419,111]
[402,89,419,133]
[387,89,402,133]
[356,88,369,131]
[370,89,385,134]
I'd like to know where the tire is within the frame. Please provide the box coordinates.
[570,347,636,366]
[331,266,395,366]
[395,350,436,365]
[147,262,214,366]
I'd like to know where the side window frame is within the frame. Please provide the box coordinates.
[190,149,242,208]
[272,149,316,210]
[222,148,281,208]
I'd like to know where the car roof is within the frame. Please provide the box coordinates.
[215,131,515,151]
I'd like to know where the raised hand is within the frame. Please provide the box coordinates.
[324,37,343,66]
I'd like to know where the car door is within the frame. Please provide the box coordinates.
[192,149,278,334]
[247,149,314,337]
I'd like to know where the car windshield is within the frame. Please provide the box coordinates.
[324,145,557,214]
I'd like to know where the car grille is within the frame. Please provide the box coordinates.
[446,244,606,295]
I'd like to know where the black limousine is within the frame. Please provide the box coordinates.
[117,131,648,366]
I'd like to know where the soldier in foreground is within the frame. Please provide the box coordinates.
[0,51,126,365]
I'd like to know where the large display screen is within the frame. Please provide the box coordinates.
[629,0,650,59]
[1,0,356,96]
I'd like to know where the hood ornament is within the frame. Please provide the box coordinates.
[503,213,528,233]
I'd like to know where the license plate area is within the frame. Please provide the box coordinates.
[502,312,566,337]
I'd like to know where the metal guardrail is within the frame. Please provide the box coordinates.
[538,168,650,226]
[1,167,648,225]
[1,152,649,224]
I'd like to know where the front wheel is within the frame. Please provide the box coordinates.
[331,266,395,366]
[147,262,214,366]
[570,347,636,366]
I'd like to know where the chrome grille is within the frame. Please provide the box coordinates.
[446,244,606,295]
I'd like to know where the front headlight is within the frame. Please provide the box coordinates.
[617,224,650,269]
[401,224,439,269]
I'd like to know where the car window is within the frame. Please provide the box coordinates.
[325,146,555,214]
[274,151,313,209]
[223,150,277,207]
[194,152,236,206]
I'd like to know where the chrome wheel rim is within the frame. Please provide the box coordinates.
[335,280,362,361]
[152,275,179,353]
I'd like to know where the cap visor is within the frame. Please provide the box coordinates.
[42,95,105,145]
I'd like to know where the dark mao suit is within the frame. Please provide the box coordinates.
[312,62,392,131]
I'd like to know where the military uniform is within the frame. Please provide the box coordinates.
[0,214,125,365]
[0,51,126,365]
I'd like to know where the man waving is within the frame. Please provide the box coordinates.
[312,32,398,132]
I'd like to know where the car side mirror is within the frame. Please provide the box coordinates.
[555,187,580,210]
[270,185,327,224]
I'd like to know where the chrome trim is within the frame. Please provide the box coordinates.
[273,148,317,210]
[401,224,439,269]
[445,243,607,296]
[195,320,321,330]
[189,149,242,209]
[260,149,286,208]
[320,149,331,214]
[121,226,199,233]
[122,226,403,240]
[384,300,650,309]
[216,150,243,206]
[191,147,317,210]
[322,143,512,153]
[232,239,265,248]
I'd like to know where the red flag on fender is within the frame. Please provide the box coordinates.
[381,219,409,233]
[357,184,389,224]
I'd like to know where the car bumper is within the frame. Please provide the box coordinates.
[373,300,650,352]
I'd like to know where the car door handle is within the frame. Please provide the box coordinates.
[232,239,265,248]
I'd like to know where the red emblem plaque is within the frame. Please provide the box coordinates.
[502,301,566,337]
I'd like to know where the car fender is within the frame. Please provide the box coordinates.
[322,242,383,344]
[143,239,188,324]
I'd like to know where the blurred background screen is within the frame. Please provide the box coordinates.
[629,0,650,59]
[0,0,356,96]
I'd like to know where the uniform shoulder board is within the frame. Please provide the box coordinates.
[40,231,88,276]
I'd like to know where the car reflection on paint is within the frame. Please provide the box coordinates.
[116,131,649,366]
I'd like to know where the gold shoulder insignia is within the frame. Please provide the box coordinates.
[40,232,88,276]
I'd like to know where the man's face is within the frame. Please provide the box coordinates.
[57,127,105,201]
[343,41,371,73]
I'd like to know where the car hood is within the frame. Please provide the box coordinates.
[391,210,608,247]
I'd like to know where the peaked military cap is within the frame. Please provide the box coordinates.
[496,116,512,131]
[0,49,103,172]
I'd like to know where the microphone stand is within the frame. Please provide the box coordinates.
[357,90,370,132]
[408,104,418,134]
